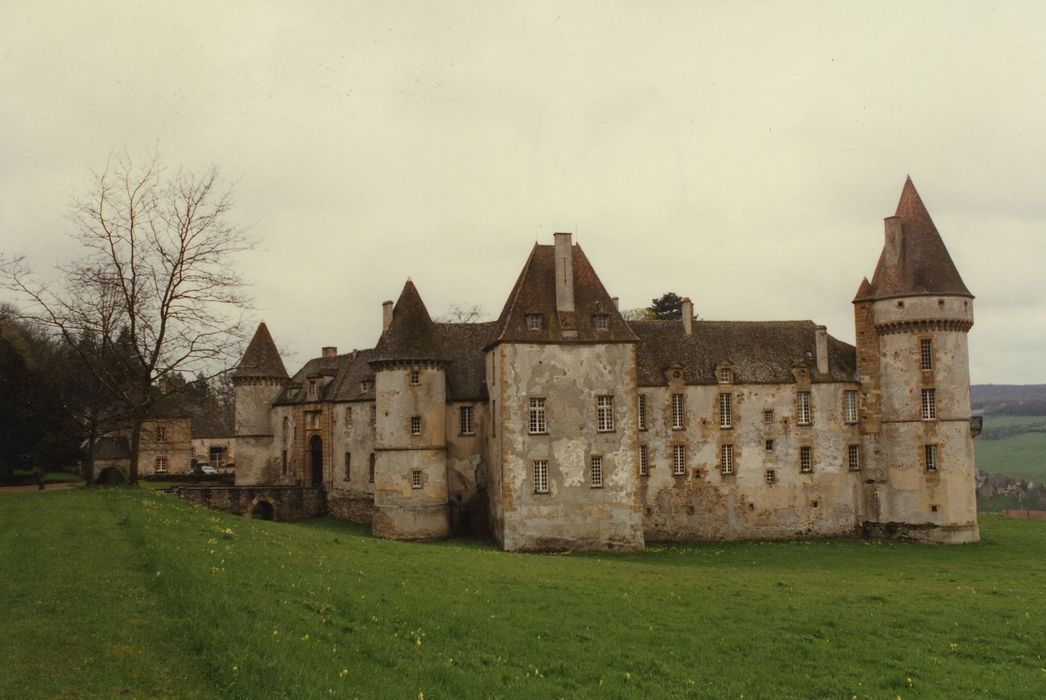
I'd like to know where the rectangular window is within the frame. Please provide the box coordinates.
[281,449,288,475]
[765,469,777,484]
[844,390,859,424]
[370,404,376,427]
[596,395,615,432]
[529,398,547,434]
[209,447,226,468]
[410,416,421,435]
[800,446,813,473]
[720,444,734,475]
[534,460,549,493]
[411,469,422,489]
[526,314,542,331]
[671,394,685,429]
[925,444,938,472]
[410,369,420,385]
[594,314,609,331]
[344,452,351,480]
[590,456,603,487]
[921,388,937,420]
[673,444,686,475]
[491,400,496,437]
[718,367,732,384]
[345,406,353,429]
[360,380,371,394]
[639,445,649,476]
[719,393,732,428]
[637,394,647,431]
[307,411,321,430]
[763,408,774,424]
[155,456,167,473]
[368,454,375,483]
[460,406,475,435]
[797,392,812,425]
[157,425,166,443]
[765,439,774,452]
[920,339,933,371]
[848,444,861,471]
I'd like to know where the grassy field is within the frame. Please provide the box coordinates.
[976,416,1046,481]
[1,489,1044,699]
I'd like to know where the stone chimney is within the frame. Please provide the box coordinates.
[382,300,394,332]
[681,298,693,336]
[814,325,829,375]
[322,346,337,358]
[553,232,575,314]
[884,216,903,268]
[611,296,619,309]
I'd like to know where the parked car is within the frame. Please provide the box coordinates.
[197,464,219,476]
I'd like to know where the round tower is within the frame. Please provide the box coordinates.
[233,322,289,485]
[369,280,451,539]
[854,178,978,543]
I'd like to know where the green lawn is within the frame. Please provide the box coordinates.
[1,489,1044,699]
[976,416,1046,481]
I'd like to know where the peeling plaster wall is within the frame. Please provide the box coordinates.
[372,366,450,539]
[868,295,978,542]
[445,402,488,535]
[495,343,644,552]
[639,380,862,541]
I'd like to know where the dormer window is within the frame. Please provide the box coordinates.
[717,367,732,384]
[594,314,609,331]
[360,380,371,394]
[309,378,321,399]
[526,314,542,331]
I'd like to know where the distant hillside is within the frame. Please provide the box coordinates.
[971,384,1046,416]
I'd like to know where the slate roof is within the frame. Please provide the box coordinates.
[371,280,447,363]
[491,242,637,345]
[234,322,289,379]
[629,319,857,385]
[857,177,972,301]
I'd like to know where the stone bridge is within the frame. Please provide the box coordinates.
[171,485,323,521]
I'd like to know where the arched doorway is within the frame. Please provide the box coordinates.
[309,435,323,487]
[251,501,274,520]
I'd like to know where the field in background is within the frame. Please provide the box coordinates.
[2,488,1044,699]
[976,416,1046,482]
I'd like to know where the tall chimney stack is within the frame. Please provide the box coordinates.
[611,296,619,309]
[322,346,337,358]
[884,216,903,268]
[681,298,693,336]
[382,300,394,332]
[814,325,829,375]
[553,232,575,314]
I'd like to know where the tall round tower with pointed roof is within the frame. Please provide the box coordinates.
[853,178,978,543]
[233,322,289,485]
[368,280,451,539]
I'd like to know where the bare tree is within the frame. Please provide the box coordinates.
[437,303,488,324]
[6,152,251,485]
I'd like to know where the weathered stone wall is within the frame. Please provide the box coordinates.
[326,491,375,525]
[495,343,644,552]
[139,417,194,476]
[445,401,489,537]
[327,401,377,504]
[372,365,450,539]
[190,437,236,469]
[234,378,284,484]
[172,486,323,521]
[866,295,978,543]
[640,378,862,541]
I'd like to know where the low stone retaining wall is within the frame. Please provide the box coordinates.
[172,486,323,521]
[326,493,375,525]
[1001,510,1046,520]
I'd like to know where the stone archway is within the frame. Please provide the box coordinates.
[251,500,274,520]
[309,435,323,488]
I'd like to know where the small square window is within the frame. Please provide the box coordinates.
[800,446,813,473]
[590,456,603,488]
[360,380,371,394]
[765,439,774,452]
[594,314,609,331]
[410,416,421,435]
[155,456,167,473]
[411,469,422,489]
[526,314,542,331]
[718,367,732,384]
[765,469,777,484]
[410,369,420,385]
[763,409,774,423]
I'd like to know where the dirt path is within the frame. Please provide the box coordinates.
[0,482,78,493]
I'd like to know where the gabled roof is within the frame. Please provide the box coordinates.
[233,322,288,379]
[371,280,447,363]
[629,320,857,385]
[857,177,972,301]
[491,242,637,345]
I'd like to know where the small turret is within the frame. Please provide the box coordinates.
[855,178,977,544]
[233,322,288,485]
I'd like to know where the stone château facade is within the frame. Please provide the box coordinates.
[233,178,979,550]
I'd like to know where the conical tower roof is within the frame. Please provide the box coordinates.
[371,280,447,364]
[234,322,288,379]
[859,177,972,301]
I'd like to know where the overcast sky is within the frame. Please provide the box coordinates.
[2,1,1044,383]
